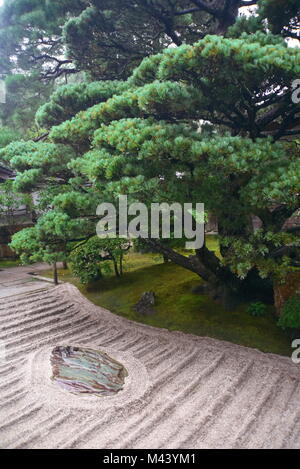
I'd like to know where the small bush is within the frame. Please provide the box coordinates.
[247,302,267,317]
[278,295,300,330]
[69,236,130,284]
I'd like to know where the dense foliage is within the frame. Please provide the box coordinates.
[0,0,299,305]
[69,237,130,284]
[0,1,298,131]
[0,0,271,81]
[247,302,267,318]
[278,294,300,330]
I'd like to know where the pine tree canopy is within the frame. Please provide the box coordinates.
[1,0,300,300]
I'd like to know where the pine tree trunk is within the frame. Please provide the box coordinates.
[144,239,273,309]
[163,254,169,263]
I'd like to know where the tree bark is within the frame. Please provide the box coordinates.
[144,238,273,308]
[112,257,120,277]
[53,262,58,285]
[215,0,241,35]
[163,254,170,263]
[119,252,123,275]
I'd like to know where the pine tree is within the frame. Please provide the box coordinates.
[2,1,300,306]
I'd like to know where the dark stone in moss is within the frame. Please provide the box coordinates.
[134,291,156,316]
[191,285,208,295]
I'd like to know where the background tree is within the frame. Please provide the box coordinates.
[0,0,85,80]
[0,180,32,230]
[259,0,300,41]
[9,225,67,285]
[0,126,21,149]
[2,1,297,133]
[0,0,86,132]
[0,74,53,133]
[0,1,263,82]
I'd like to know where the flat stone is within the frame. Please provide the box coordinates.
[50,345,128,397]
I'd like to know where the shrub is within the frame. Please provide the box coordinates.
[69,236,130,284]
[247,302,267,317]
[278,295,300,330]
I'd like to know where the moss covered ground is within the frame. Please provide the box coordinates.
[41,236,292,356]
[0,259,22,269]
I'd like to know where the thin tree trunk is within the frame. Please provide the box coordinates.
[53,262,58,285]
[119,252,123,275]
[213,0,241,35]
[112,256,120,277]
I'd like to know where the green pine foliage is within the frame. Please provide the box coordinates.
[1,1,299,308]
[36,81,128,128]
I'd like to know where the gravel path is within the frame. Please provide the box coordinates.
[0,264,52,299]
[0,266,299,449]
